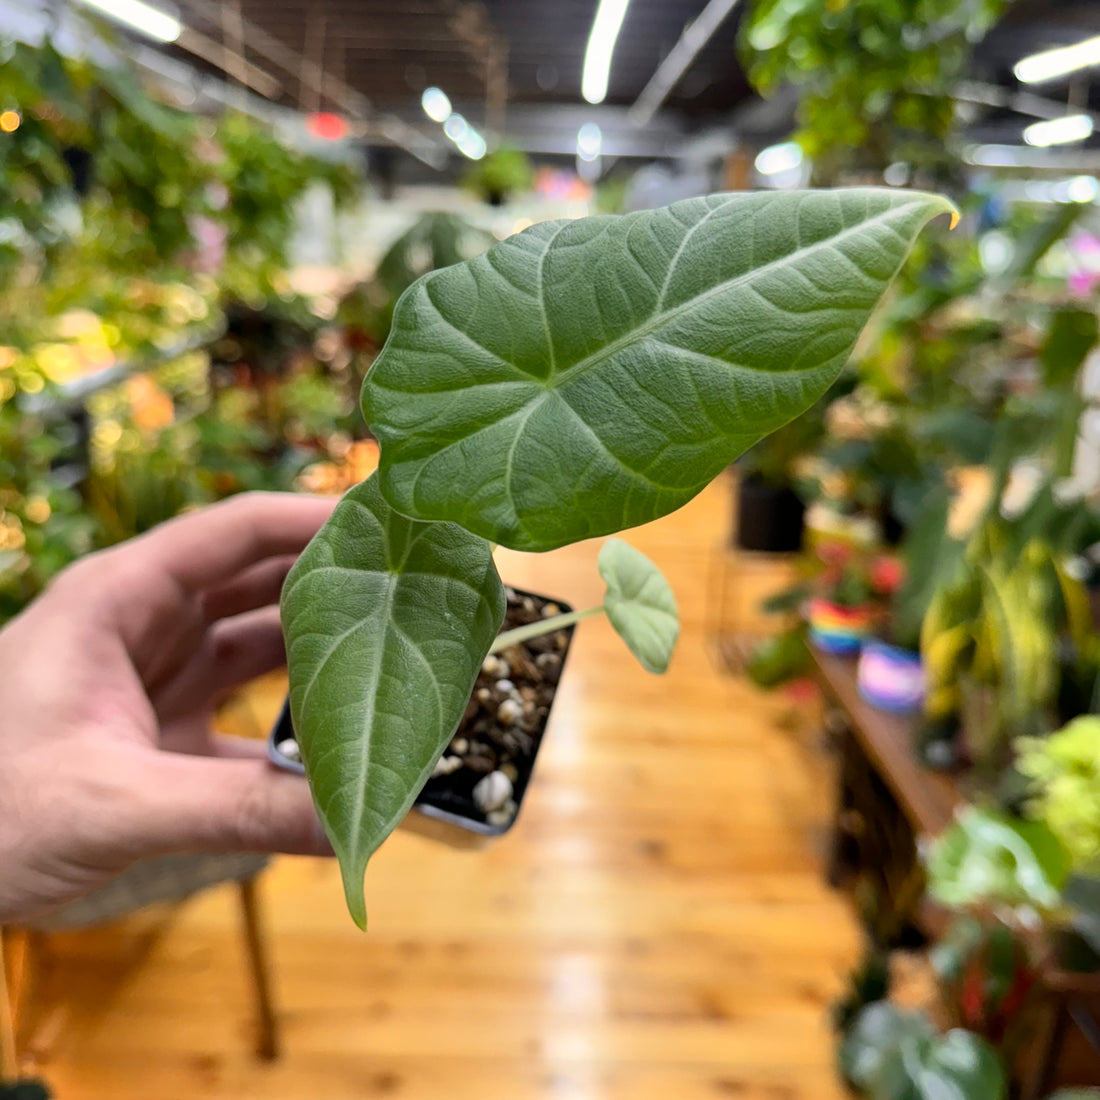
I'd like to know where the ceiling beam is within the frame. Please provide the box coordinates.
[629,0,744,127]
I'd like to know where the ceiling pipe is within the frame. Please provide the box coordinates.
[956,80,1100,124]
[628,0,743,128]
[176,0,445,166]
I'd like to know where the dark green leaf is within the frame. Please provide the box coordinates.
[281,473,506,926]
[1064,875,1100,956]
[925,806,1070,912]
[598,538,680,673]
[873,1028,1006,1100]
[999,203,1084,287]
[839,1002,934,1089]
[364,189,954,551]
[746,627,809,688]
[1042,308,1099,389]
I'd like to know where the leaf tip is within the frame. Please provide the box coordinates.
[340,858,369,931]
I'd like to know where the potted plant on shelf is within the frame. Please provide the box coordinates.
[273,188,953,926]
[856,556,927,714]
[806,543,903,656]
[808,558,878,655]
[336,212,496,363]
[923,801,1100,1093]
[462,144,534,206]
[734,407,824,552]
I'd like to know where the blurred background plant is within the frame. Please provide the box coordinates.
[741,0,1006,188]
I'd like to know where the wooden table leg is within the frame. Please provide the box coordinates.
[826,716,860,888]
[237,878,279,1061]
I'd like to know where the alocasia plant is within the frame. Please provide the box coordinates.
[281,188,954,925]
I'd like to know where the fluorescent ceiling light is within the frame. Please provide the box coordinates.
[582,0,630,105]
[1066,174,1100,203]
[755,141,802,175]
[1015,35,1100,84]
[1024,114,1094,148]
[443,114,468,142]
[456,130,486,160]
[421,86,451,123]
[74,0,181,43]
[964,143,1028,167]
[577,122,602,162]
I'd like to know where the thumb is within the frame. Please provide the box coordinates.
[131,754,334,859]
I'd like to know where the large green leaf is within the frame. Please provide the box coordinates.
[840,1002,935,1089]
[281,473,505,926]
[1042,307,1099,388]
[925,806,1070,913]
[363,189,954,551]
[598,538,679,673]
[842,1004,1005,1100]
[873,1028,1006,1100]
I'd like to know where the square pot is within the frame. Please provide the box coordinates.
[268,586,576,842]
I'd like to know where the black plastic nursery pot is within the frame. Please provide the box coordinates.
[734,473,805,553]
[268,586,575,843]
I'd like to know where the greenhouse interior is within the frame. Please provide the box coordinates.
[2,0,1100,1097]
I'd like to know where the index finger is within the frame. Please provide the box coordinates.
[126,492,337,593]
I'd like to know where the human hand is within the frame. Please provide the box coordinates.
[0,492,336,924]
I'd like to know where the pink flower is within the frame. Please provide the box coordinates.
[1068,270,1100,299]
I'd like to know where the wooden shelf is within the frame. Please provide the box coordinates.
[809,648,961,838]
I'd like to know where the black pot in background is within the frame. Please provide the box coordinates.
[735,473,805,553]
[62,147,94,196]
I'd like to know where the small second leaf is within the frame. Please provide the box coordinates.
[598,538,680,673]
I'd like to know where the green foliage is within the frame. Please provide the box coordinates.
[598,538,680,674]
[925,806,1070,913]
[746,626,809,688]
[364,189,953,551]
[287,189,950,923]
[915,472,1096,760]
[832,949,892,1032]
[338,213,495,350]
[462,145,533,204]
[0,36,362,290]
[217,112,358,271]
[840,1002,934,1090]
[741,0,1005,184]
[739,406,825,488]
[1017,717,1100,874]
[0,394,98,623]
[280,473,506,927]
[840,1002,1005,1100]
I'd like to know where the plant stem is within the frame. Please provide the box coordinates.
[489,605,604,653]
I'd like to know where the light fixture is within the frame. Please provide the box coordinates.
[1015,35,1100,85]
[0,111,20,133]
[582,0,630,105]
[754,141,802,175]
[73,0,181,43]
[576,122,602,162]
[1023,114,1094,148]
[964,143,1027,167]
[421,86,451,123]
[456,130,486,160]
[1066,174,1100,203]
[443,113,468,142]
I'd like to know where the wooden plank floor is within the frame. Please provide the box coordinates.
[30,474,861,1099]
